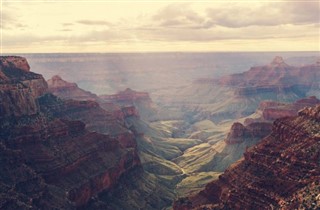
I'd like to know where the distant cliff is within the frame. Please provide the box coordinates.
[221,57,319,99]
[47,75,98,101]
[100,88,158,121]
[218,56,319,88]
[163,57,320,124]
[174,105,320,210]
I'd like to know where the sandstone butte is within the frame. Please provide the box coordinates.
[0,56,141,209]
[174,105,320,210]
[47,75,99,101]
[193,56,319,98]
[218,56,319,87]
[100,88,150,102]
[99,88,158,121]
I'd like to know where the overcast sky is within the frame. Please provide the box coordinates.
[1,0,319,53]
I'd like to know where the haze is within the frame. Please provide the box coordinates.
[1,0,319,53]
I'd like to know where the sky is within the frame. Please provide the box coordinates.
[1,0,320,53]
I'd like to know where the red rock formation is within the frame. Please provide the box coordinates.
[225,122,248,144]
[0,56,30,72]
[0,56,48,117]
[47,75,98,101]
[189,58,319,124]
[0,141,74,209]
[260,96,320,121]
[100,88,149,102]
[5,115,141,207]
[0,56,142,208]
[219,56,319,87]
[225,122,272,145]
[270,56,288,67]
[100,88,158,121]
[47,76,157,121]
[216,57,319,98]
[174,105,320,210]
[37,94,136,146]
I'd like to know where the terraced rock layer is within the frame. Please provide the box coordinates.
[174,105,320,210]
[0,56,141,209]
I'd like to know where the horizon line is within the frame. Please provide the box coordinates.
[2,50,319,55]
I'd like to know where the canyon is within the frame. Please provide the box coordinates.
[174,104,320,210]
[0,56,141,209]
[1,54,319,209]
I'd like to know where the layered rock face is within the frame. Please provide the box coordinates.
[219,56,319,87]
[0,56,30,72]
[218,56,319,98]
[47,75,98,101]
[174,105,320,210]
[100,88,158,121]
[213,57,318,121]
[225,122,272,144]
[38,94,136,148]
[45,77,139,147]
[216,96,319,175]
[157,57,319,124]
[47,77,157,121]
[260,96,320,121]
[0,142,73,210]
[0,56,141,209]
[0,56,48,117]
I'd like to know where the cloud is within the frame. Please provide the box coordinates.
[63,23,74,26]
[152,3,213,29]
[206,6,280,28]
[1,8,27,30]
[130,2,318,43]
[150,2,319,30]
[286,1,320,24]
[72,30,128,42]
[2,33,67,47]
[60,28,72,32]
[2,1,319,53]
[135,24,317,43]
[206,1,320,28]
[77,20,112,26]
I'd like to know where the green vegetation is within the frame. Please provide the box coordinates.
[161,138,202,152]
[140,152,183,175]
[176,172,221,197]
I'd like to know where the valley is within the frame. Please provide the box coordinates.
[0,53,319,209]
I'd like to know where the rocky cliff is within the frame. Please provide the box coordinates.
[0,56,48,117]
[0,56,141,209]
[225,122,272,145]
[218,56,319,98]
[219,56,319,88]
[47,75,98,101]
[260,96,320,121]
[0,141,73,209]
[174,105,320,210]
[156,57,319,123]
[47,75,143,120]
[100,88,158,121]
[36,62,192,209]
